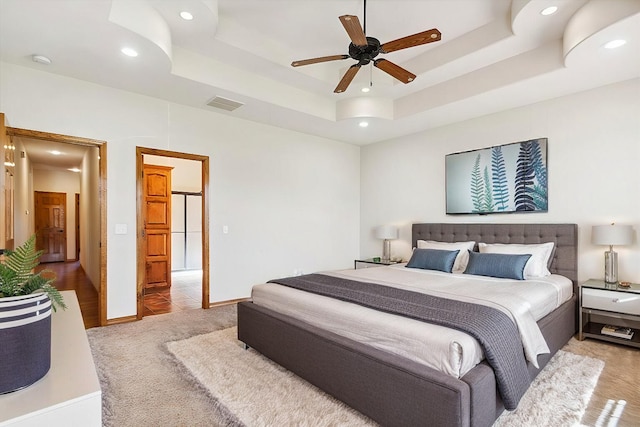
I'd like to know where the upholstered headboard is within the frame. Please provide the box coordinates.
[412,223,578,288]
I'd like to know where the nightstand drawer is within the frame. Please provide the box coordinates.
[582,288,640,315]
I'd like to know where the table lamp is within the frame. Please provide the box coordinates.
[375,225,399,262]
[592,224,633,284]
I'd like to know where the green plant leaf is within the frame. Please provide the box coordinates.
[0,234,66,310]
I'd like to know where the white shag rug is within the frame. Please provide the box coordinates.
[167,327,604,427]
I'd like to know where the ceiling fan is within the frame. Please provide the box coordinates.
[291,1,441,93]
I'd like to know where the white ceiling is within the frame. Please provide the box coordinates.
[1,0,639,146]
[17,137,90,171]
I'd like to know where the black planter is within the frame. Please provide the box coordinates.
[0,293,52,394]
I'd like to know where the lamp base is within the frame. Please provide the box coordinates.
[604,250,618,284]
[382,239,391,262]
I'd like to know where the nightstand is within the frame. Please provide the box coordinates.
[579,279,640,348]
[354,258,401,269]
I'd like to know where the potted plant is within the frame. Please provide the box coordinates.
[0,234,66,394]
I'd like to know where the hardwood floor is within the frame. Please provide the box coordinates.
[37,260,99,329]
[565,337,640,426]
[38,262,203,328]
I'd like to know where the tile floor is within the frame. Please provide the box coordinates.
[143,270,203,316]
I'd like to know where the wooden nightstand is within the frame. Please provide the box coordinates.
[579,279,640,348]
[354,258,401,269]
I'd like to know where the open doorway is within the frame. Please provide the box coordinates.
[5,126,107,327]
[135,147,210,319]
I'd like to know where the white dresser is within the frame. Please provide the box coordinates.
[0,291,102,426]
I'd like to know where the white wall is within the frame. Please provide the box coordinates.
[79,147,100,290]
[12,137,33,244]
[361,78,640,284]
[0,62,360,319]
[32,168,80,260]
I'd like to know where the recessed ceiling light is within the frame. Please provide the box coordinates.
[50,150,62,155]
[361,87,370,93]
[359,121,369,128]
[32,54,52,65]
[68,168,81,173]
[540,6,558,16]
[604,39,626,49]
[180,11,193,20]
[121,47,138,57]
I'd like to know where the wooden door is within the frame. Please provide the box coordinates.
[34,191,66,263]
[143,165,173,289]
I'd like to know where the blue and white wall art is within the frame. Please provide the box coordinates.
[446,138,548,214]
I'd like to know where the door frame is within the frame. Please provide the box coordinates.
[135,147,210,319]
[6,126,107,325]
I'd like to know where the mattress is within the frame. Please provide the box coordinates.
[251,264,573,378]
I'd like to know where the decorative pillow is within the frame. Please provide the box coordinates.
[416,240,475,273]
[406,249,460,273]
[478,242,555,278]
[464,251,532,280]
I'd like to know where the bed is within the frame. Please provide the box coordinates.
[237,223,578,427]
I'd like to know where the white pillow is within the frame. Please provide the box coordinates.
[416,240,476,273]
[478,242,555,278]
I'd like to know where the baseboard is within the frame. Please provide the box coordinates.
[209,297,249,308]
[106,315,138,326]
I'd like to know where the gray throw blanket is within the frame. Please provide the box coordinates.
[268,273,531,409]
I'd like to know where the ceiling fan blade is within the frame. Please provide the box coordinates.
[334,64,361,93]
[380,29,441,53]
[291,55,350,67]
[339,15,367,47]
[373,59,416,84]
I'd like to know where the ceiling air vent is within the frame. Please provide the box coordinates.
[206,96,244,112]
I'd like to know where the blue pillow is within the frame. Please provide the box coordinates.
[406,249,460,273]
[464,251,532,280]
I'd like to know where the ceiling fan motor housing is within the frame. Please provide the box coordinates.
[349,37,381,65]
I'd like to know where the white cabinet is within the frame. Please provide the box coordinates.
[0,291,101,426]
[579,279,640,349]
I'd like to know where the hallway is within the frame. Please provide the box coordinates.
[37,261,99,329]
[39,262,203,328]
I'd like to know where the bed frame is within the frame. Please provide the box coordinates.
[237,223,578,427]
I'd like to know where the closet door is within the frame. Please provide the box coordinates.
[185,195,202,270]
[171,194,185,270]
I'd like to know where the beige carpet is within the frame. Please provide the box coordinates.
[168,327,605,427]
[87,305,239,427]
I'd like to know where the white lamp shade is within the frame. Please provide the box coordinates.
[592,224,633,246]
[375,225,399,240]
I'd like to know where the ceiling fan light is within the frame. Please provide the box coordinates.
[180,11,193,21]
[361,87,370,93]
[359,121,369,128]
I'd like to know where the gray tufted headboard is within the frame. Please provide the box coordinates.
[412,223,578,289]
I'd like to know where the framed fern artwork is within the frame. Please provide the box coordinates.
[445,138,548,214]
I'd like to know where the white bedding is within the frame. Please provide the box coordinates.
[250,264,573,378]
